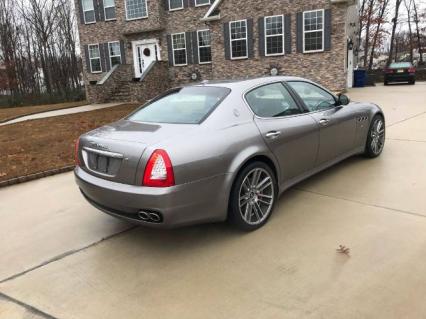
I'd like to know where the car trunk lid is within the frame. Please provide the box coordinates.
[79,120,197,185]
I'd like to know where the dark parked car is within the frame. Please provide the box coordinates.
[75,77,385,231]
[384,62,416,85]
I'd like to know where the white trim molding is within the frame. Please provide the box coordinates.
[201,0,223,21]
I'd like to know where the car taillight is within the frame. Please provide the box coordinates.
[74,138,80,166]
[385,68,393,74]
[143,149,175,187]
[408,67,416,73]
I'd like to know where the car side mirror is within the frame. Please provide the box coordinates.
[337,94,350,106]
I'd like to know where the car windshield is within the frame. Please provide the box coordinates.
[128,86,231,124]
[390,62,411,68]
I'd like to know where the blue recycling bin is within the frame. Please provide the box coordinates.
[353,69,367,87]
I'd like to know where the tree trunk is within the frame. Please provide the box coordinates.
[412,0,423,65]
[363,0,376,68]
[388,0,403,65]
[368,0,389,70]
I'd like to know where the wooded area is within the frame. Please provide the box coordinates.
[358,0,426,70]
[0,0,83,107]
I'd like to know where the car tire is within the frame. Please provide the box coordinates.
[364,114,385,158]
[410,80,416,85]
[228,161,278,231]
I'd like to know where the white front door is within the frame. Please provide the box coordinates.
[132,40,159,78]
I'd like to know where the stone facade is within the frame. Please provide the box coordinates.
[76,0,357,103]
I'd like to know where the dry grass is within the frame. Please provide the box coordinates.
[0,103,139,182]
[0,101,89,123]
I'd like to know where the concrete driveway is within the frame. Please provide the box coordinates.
[1,83,426,319]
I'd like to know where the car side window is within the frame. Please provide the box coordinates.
[288,81,336,112]
[245,83,302,118]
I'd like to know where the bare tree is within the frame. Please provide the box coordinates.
[412,0,423,65]
[0,0,83,106]
[368,0,390,70]
[363,0,376,67]
[388,0,403,65]
[404,0,414,63]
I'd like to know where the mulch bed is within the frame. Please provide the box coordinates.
[0,103,139,184]
[0,101,89,123]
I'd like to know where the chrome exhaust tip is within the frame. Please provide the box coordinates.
[149,213,161,223]
[138,211,150,221]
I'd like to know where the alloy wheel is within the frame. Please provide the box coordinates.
[370,118,385,155]
[238,168,275,225]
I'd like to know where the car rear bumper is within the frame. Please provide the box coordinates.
[385,74,415,83]
[75,167,231,228]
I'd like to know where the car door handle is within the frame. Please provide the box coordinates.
[265,131,281,139]
[319,119,330,126]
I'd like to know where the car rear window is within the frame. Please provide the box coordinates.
[390,62,411,68]
[127,86,231,124]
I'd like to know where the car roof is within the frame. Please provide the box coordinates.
[193,76,310,92]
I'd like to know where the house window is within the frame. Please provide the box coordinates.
[198,30,212,64]
[195,0,210,6]
[125,0,148,20]
[230,20,248,59]
[303,9,324,53]
[81,0,95,24]
[88,44,102,73]
[108,42,121,67]
[265,15,284,56]
[169,0,183,10]
[172,33,187,66]
[104,0,116,20]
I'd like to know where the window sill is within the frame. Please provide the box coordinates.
[105,18,117,22]
[173,63,188,67]
[195,3,211,7]
[230,56,248,60]
[125,16,149,21]
[303,49,325,54]
[265,53,285,57]
[168,7,184,11]
[199,61,212,65]
[84,21,96,25]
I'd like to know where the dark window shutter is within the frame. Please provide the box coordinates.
[97,0,105,21]
[163,0,169,10]
[247,18,254,58]
[84,45,91,72]
[223,22,230,60]
[258,17,265,57]
[284,14,291,54]
[99,43,106,72]
[92,0,99,22]
[192,31,199,64]
[183,0,190,8]
[78,0,85,24]
[324,9,332,51]
[296,12,303,53]
[104,43,111,71]
[189,0,195,7]
[120,40,126,64]
[167,35,174,66]
[185,32,193,64]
